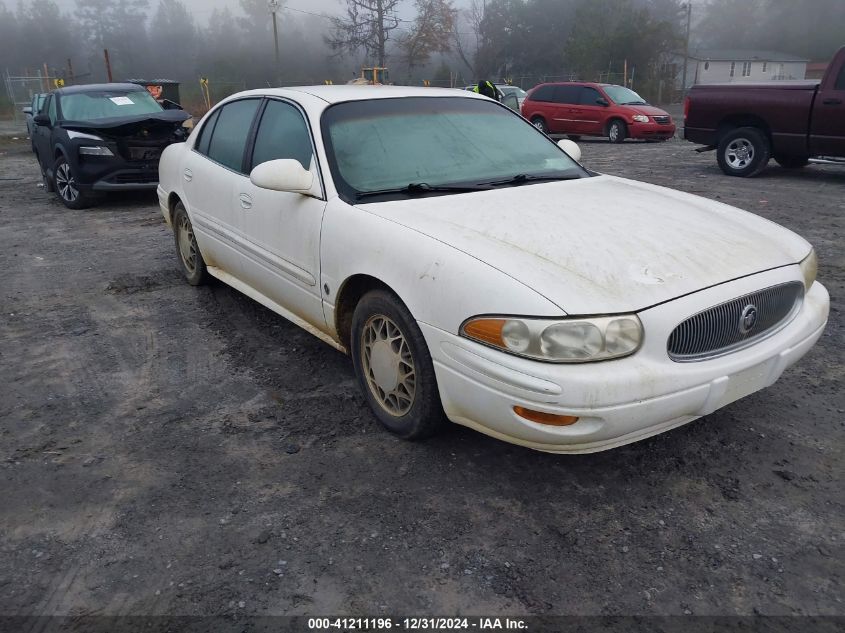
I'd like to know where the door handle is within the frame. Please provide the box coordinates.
[239,193,253,210]
[822,98,842,105]
[183,168,193,181]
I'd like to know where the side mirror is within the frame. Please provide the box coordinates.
[160,99,183,110]
[557,139,582,162]
[22,106,32,115]
[33,113,51,126]
[596,98,609,107]
[250,158,314,193]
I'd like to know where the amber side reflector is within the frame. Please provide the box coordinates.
[463,318,506,347]
[513,406,579,426]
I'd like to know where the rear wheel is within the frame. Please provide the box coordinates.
[53,156,91,209]
[531,116,548,134]
[717,127,770,177]
[350,290,446,440]
[173,202,208,286]
[608,120,627,144]
[774,155,809,169]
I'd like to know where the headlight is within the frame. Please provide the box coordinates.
[79,146,114,156]
[461,315,643,362]
[632,114,650,123]
[799,248,817,289]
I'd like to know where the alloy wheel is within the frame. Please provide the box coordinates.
[55,162,78,202]
[726,138,754,170]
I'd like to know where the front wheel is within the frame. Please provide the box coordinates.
[531,117,548,134]
[717,127,771,177]
[173,202,208,286]
[350,290,446,440]
[53,156,91,209]
[608,120,627,144]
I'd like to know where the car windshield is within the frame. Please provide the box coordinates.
[59,89,163,121]
[322,97,586,201]
[603,85,647,105]
[499,86,527,98]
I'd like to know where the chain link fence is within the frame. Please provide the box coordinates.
[3,70,60,123]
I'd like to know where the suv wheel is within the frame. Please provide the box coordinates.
[531,117,548,134]
[717,127,771,177]
[608,120,627,143]
[53,156,91,209]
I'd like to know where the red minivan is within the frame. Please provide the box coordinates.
[521,82,676,143]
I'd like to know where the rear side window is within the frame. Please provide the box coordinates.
[553,85,580,104]
[195,109,220,156]
[251,99,314,170]
[579,87,603,106]
[529,86,556,102]
[205,99,260,172]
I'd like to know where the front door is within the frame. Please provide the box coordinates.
[33,94,55,170]
[234,98,327,331]
[810,62,845,156]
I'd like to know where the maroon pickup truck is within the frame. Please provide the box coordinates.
[684,46,845,176]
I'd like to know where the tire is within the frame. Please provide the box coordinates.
[350,289,446,440]
[774,155,809,169]
[531,116,548,134]
[608,120,627,143]
[53,155,91,209]
[173,202,208,286]
[717,127,771,177]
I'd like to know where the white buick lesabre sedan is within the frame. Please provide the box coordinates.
[157,86,829,453]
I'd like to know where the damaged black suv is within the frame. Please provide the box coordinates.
[32,83,191,209]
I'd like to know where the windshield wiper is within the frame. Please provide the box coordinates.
[355,182,489,200]
[482,173,581,187]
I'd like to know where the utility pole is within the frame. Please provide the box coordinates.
[269,0,281,85]
[681,2,692,95]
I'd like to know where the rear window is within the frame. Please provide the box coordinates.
[205,99,261,173]
[59,89,162,121]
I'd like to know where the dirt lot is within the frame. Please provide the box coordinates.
[0,120,842,623]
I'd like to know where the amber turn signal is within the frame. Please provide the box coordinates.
[463,318,506,347]
[513,406,579,426]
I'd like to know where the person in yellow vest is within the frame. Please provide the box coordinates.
[473,80,503,101]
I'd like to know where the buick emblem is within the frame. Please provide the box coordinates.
[739,304,758,334]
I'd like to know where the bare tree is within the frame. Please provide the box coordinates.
[452,0,485,77]
[398,0,456,71]
[326,0,401,67]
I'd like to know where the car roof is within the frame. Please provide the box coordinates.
[231,85,486,104]
[54,82,148,96]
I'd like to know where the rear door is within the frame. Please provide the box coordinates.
[233,97,327,329]
[810,60,845,156]
[182,97,261,278]
[549,85,580,133]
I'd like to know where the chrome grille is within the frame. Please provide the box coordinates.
[667,282,803,361]
[652,115,671,125]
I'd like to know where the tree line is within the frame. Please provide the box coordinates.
[1,0,843,109]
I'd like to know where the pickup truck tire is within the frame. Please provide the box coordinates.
[774,155,810,169]
[717,127,770,177]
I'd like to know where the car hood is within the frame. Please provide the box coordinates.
[60,109,190,136]
[356,175,810,314]
[624,104,671,117]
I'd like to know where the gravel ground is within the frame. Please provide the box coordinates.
[0,120,842,622]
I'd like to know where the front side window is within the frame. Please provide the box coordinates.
[250,99,314,170]
[322,97,586,201]
[59,89,162,121]
[47,95,57,124]
[204,99,261,172]
[579,87,603,106]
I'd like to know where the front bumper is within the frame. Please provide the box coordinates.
[76,158,160,192]
[422,267,829,453]
[628,120,676,140]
